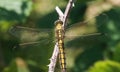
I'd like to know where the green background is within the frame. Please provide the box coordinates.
[0,0,120,72]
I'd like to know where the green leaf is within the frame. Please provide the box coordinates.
[88,60,120,72]
[0,0,32,16]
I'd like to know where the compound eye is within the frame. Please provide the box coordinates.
[54,20,63,25]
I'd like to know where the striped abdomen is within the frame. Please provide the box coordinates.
[57,30,66,72]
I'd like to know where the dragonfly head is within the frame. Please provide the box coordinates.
[55,20,63,30]
[54,20,63,25]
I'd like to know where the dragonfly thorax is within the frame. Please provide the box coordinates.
[56,23,62,29]
[55,20,64,39]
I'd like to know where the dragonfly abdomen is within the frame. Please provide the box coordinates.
[58,39,66,72]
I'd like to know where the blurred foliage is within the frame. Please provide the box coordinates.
[0,0,120,72]
[88,60,120,72]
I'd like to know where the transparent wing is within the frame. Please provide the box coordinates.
[9,26,54,48]
[9,27,104,45]
[9,26,53,42]
[65,14,108,41]
[8,14,109,48]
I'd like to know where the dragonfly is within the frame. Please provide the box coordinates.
[9,14,108,72]
[55,20,66,72]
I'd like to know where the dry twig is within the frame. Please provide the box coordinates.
[48,0,76,72]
